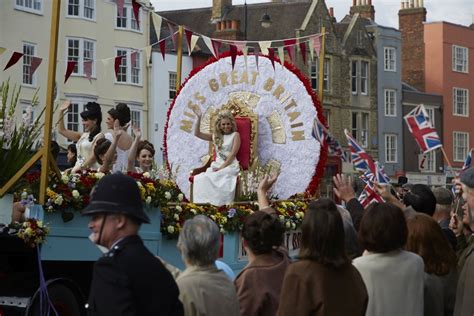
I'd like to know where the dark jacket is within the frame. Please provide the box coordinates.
[87,235,183,316]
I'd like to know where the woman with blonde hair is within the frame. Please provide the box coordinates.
[191,107,240,206]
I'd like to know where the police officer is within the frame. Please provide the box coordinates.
[82,173,183,316]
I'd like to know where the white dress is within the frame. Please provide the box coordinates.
[72,132,102,172]
[105,132,130,173]
[193,132,240,206]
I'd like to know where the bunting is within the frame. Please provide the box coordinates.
[131,0,141,29]
[190,35,199,55]
[299,42,307,64]
[4,52,24,71]
[114,55,124,79]
[229,45,238,70]
[151,12,162,42]
[167,22,177,50]
[268,48,275,69]
[259,41,272,55]
[312,35,322,57]
[116,0,124,17]
[64,61,76,83]
[185,29,193,55]
[30,57,43,77]
[278,47,285,64]
[283,39,296,63]
[144,45,152,64]
[159,39,166,60]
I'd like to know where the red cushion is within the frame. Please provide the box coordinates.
[235,117,251,170]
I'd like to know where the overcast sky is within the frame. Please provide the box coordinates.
[151,0,474,30]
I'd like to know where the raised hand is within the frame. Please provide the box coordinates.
[333,174,356,203]
[190,104,202,118]
[132,125,141,139]
[59,100,71,112]
[113,119,123,139]
[258,173,279,194]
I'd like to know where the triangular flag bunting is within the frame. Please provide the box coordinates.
[254,46,260,70]
[64,61,77,83]
[144,45,152,64]
[190,35,199,55]
[159,39,166,60]
[168,22,177,50]
[203,36,217,58]
[4,52,24,71]
[84,60,93,82]
[299,42,307,65]
[268,48,275,70]
[30,57,42,76]
[242,46,249,68]
[185,29,193,55]
[258,41,272,55]
[130,51,138,67]
[131,0,141,29]
[0,47,6,57]
[308,37,315,61]
[230,45,238,70]
[283,39,296,63]
[278,46,285,64]
[234,41,246,53]
[117,0,125,17]
[313,36,321,57]
[151,13,162,42]
[211,39,222,58]
[114,55,124,79]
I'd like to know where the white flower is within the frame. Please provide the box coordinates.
[295,212,301,219]
[167,226,175,234]
[165,192,171,200]
[21,191,28,199]
[146,196,152,204]
[72,190,80,199]
[210,215,216,221]
[143,172,151,178]
[190,209,197,215]
[291,222,296,230]
[173,213,180,221]
[220,228,226,234]
[298,212,305,219]
[136,181,143,187]
[285,221,291,229]
[25,227,33,235]
[176,205,182,213]
[61,174,69,184]
[54,195,63,206]
[95,172,105,179]
[279,215,285,222]
[221,217,228,224]
[178,193,184,201]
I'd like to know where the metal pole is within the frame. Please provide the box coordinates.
[39,0,61,204]
[317,26,326,104]
[244,0,248,40]
[176,25,184,91]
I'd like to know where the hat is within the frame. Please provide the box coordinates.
[80,102,102,121]
[461,168,474,189]
[403,184,437,216]
[108,103,131,126]
[82,173,150,224]
[432,187,454,206]
[397,176,408,186]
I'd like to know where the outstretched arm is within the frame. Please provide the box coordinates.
[215,132,240,171]
[191,105,212,141]
[127,126,141,172]
[101,120,122,172]
[57,100,82,142]
[257,173,279,212]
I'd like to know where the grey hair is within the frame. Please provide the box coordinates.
[177,215,220,266]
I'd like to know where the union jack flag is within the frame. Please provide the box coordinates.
[375,161,391,185]
[462,149,472,172]
[404,104,442,154]
[344,129,376,174]
[358,182,384,208]
[312,118,347,162]
[312,118,327,145]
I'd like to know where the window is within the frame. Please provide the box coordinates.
[360,61,368,95]
[351,61,358,94]
[130,108,143,133]
[67,0,95,20]
[116,5,141,32]
[169,72,177,100]
[115,48,142,85]
[15,0,42,14]
[384,89,396,116]
[22,43,36,86]
[453,88,469,117]
[310,57,330,92]
[67,102,81,132]
[351,112,369,148]
[385,134,397,163]
[423,151,436,173]
[384,47,396,72]
[452,45,468,73]
[454,132,469,162]
[66,37,96,77]
[425,107,435,125]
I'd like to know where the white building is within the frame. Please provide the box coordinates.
[0,0,151,147]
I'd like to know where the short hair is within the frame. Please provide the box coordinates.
[359,202,407,253]
[137,140,155,158]
[94,138,111,165]
[432,187,454,206]
[178,215,220,267]
[242,211,284,255]
[403,184,437,216]
[299,198,349,268]
[406,214,456,276]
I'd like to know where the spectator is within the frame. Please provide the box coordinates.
[67,143,77,168]
[432,187,457,249]
[176,215,240,316]
[336,205,361,258]
[406,213,458,316]
[277,198,368,316]
[403,184,437,218]
[453,168,474,315]
[353,202,424,316]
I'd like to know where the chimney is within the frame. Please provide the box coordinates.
[212,0,232,22]
[329,7,334,17]
[350,0,375,21]
[399,0,427,91]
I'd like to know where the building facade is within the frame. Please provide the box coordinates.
[0,0,151,148]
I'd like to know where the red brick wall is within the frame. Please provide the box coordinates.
[399,8,426,91]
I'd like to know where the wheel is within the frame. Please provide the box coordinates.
[26,283,83,316]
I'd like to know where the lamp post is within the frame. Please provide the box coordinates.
[243,0,272,40]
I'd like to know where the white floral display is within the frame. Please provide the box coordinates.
[165,55,322,200]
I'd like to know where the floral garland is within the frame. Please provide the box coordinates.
[161,200,309,238]
[164,51,328,199]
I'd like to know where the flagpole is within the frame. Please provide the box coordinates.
[440,147,453,170]
[176,25,184,92]
[317,26,326,104]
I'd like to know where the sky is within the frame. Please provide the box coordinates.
[151,0,474,30]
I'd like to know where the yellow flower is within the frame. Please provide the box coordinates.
[46,188,57,199]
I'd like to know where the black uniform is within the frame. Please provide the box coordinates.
[87,235,183,316]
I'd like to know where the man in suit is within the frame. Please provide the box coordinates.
[454,168,474,316]
[82,173,183,316]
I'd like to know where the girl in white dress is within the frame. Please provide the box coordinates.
[104,103,133,173]
[127,126,155,173]
[192,109,241,206]
[58,100,104,173]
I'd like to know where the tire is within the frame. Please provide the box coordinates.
[26,283,83,316]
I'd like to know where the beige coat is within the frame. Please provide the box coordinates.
[454,244,474,316]
[176,265,240,316]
